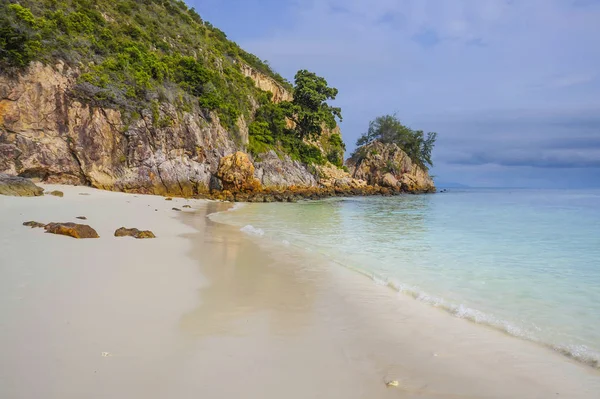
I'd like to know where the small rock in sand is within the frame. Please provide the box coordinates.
[44,222,100,239]
[385,380,400,388]
[172,207,181,211]
[79,193,90,196]
[165,197,173,201]
[49,190,64,197]
[76,216,87,220]
[23,221,46,228]
[183,205,192,208]
[114,227,156,239]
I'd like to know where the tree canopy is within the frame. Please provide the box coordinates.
[247,70,345,166]
[356,114,437,169]
[288,70,342,140]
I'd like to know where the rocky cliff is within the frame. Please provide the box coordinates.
[0,61,434,199]
[0,61,339,197]
[0,62,237,196]
[346,141,436,193]
[0,0,435,200]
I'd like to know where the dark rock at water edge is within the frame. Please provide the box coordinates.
[0,174,44,197]
[44,223,100,239]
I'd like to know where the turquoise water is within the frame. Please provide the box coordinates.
[213,189,600,367]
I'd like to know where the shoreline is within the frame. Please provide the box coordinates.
[2,185,600,398]
[210,197,600,371]
[201,201,600,398]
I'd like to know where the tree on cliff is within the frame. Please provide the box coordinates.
[248,69,345,165]
[355,114,437,168]
[287,70,342,140]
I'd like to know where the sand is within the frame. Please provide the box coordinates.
[1,185,600,399]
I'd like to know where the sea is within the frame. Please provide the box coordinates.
[211,188,600,368]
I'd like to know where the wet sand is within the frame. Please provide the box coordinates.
[1,186,600,398]
[182,205,600,399]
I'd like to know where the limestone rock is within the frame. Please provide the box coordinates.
[114,227,156,239]
[254,151,317,189]
[23,221,46,228]
[382,173,399,189]
[0,62,236,196]
[216,151,260,191]
[239,64,292,104]
[44,222,100,239]
[0,174,44,197]
[49,190,64,197]
[346,141,435,193]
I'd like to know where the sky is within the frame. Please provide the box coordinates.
[189,0,600,188]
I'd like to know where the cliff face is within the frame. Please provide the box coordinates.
[347,141,436,193]
[240,64,293,104]
[0,62,236,195]
[0,62,435,198]
[0,61,325,196]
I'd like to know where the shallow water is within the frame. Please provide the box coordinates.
[213,188,600,367]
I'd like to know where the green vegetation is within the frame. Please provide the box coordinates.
[247,70,343,165]
[287,70,342,140]
[0,0,347,166]
[356,114,437,169]
[0,0,290,132]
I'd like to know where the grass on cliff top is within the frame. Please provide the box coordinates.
[0,0,291,131]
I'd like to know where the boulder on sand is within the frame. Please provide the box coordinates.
[114,227,156,239]
[0,174,44,197]
[23,221,46,228]
[44,222,100,239]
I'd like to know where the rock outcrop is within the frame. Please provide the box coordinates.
[239,64,292,104]
[216,151,260,192]
[44,222,99,239]
[254,151,317,188]
[346,141,436,193]
[0,173,44,196]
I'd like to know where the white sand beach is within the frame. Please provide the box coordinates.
[2,185,600,399]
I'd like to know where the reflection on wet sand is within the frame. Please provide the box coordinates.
[179,202,322,338]
[174,201,600,399]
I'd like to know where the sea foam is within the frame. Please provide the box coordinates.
[240,225,265,236]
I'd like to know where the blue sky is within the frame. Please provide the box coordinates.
[189,0,600,188]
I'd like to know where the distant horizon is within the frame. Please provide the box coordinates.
[436,183,600,190]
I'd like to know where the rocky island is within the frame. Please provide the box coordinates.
[0,0,435,201]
